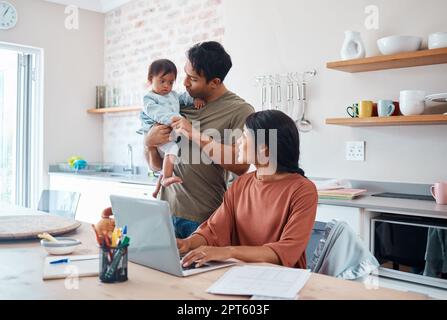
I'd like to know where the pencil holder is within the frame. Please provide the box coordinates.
[99,244,129,283]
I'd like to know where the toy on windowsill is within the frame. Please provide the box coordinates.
[73,159,87,171]
[94,207,115,243]
[68,156,88,171]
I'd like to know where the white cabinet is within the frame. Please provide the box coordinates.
[49,175,155,224]
[113,182,153,199]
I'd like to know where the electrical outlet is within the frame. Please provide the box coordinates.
[346,141,365,161]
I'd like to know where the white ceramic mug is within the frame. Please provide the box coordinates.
[399,90,426,115]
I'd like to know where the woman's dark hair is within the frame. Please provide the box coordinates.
[148,59,177,81]
[245,110,305,177]
[187,41,232,83]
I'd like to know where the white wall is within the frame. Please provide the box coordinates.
[102,0,224,167]
[222,0,447,184]
[0,0,105,186]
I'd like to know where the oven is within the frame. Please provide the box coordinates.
[371,214,447,289]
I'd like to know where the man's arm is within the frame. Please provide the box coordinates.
[198,135,250,176]
[171,116,250,176]
[143,124,172,172]
[144,145,162,172]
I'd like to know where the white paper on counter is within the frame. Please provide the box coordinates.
[312,179,352,191]
[207,266,311,299]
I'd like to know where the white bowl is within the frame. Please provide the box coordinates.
[377,36,422,55]
[41,237,82,255]
[428,32,447,49]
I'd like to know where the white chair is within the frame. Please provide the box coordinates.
[37,190,80,220]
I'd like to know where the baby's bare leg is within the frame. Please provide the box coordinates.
[161,155,183,187]
[152,175,162,198]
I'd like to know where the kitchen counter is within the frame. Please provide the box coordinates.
[314,178,447,219]
[48,171,159,186]
[48,169,447,218]
[319,193,447,219]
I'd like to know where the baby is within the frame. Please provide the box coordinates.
[138,59,204,198]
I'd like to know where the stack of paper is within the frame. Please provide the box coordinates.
[43,255,99,280]
[312,179,352,191]
[207,266,311,299]
[318,188,367,200]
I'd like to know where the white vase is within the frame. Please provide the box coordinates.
[340,31,366,60]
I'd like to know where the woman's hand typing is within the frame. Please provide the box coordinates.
[176,238,191,256]
[181,246,231,268]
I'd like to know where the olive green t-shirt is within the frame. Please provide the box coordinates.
[160,91,254,223]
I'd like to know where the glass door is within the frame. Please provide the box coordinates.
[0,49,18,204]
[0,43,42,208]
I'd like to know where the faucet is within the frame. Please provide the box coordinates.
[123,144,137,175]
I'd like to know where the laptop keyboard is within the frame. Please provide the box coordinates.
[182,262,198,270]
[181,261,211,271]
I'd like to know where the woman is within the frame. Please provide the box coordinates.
[177,110,318,269]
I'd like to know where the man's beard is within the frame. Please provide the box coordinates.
[186,88,203,99]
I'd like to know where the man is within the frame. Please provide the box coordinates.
[144,41,254,239]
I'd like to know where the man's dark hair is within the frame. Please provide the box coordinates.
[148,59,177,81]
[245,110,305,177]
[187,41,232,83]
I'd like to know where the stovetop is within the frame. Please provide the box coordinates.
[372,192,435,202]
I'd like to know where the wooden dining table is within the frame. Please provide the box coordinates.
[0,202,430,300]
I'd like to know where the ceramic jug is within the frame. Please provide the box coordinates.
[340,31,366,60]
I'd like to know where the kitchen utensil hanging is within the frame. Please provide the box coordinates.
[256,77,268,111]
[297,80,313,132]
[268,75,275,111]
[255,69,316,132]
[275,75,282,111]
[286,73,294,116]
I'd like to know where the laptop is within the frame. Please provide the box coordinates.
[110,195,236,277]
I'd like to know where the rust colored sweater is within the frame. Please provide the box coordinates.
[194,171,318,268]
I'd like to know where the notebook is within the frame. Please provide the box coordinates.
[43,254,99,280]
[207,266,311,299]
[313,179,352,191]
[318,188,367,200]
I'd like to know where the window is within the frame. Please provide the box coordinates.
[0,49,18,204]
[0,43,43,208]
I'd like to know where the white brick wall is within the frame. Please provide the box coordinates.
[103,0,224,167]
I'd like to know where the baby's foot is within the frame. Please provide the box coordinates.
[161,176,183,187]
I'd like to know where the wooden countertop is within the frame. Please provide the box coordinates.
[0,204,429,300]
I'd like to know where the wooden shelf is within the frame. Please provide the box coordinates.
[326,48,447,73]
[87,106,141,114]
[326,114,447,127]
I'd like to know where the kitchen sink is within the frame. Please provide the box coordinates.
[109,174,133,178]
[62,171,130,178]
[95,172,132,178]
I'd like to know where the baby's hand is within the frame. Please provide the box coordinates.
[193,98,206,109]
